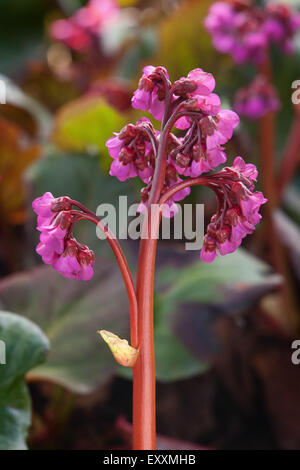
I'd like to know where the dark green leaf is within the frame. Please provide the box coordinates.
[0,311,49,449]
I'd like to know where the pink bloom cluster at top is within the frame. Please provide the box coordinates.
[106,118,155,183]
[131,66,221,124]
[50,0,119,51]
[33,193,95,280]
[200,157,267,262]
[234,75,280,120]
[204,1,300,64]
[105,64,266,261]
[107,65,239,216]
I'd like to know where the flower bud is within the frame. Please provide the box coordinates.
[149,66,168,82]
[65,239,79,257]
[182,97,198,110]
[140,76,155,93]
[156,83,166,101]
[119,124,137,143]
[51,196,72,212]
[215,226,230,244]
[176,153,191,168]
[98,330,139,367]
[231,182,249,200]
[173,79,197,96]
[225,207,240,226]
[135,157,148,171]
[119,147,134,164]
[78,246,95,266]
[203,235,217,251]
[56,211,73,231]
[192,144,204,162]
[200,116,216,136]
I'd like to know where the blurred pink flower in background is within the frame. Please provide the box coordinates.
[50,0,119,51]
[234,76,280,120]
[204,1,300,64]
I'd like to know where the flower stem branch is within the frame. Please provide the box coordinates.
[78,211,139,349]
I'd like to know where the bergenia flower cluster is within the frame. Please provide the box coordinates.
[233,75,280,120]
[204,1,300,64]
[107,66,239,217]
[33,65,266,281]
[200,157,266,261]
[33,193,95,280]
[106,64,266,256]
[50,0,119,52]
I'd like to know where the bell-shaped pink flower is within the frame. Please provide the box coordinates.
[132,66,170,121]
[32,192,55,218]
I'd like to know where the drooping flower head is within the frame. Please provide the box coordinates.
[234,75,280,120]
[33,193,95,280]
[204,1,300,64]
[200,157,267,262]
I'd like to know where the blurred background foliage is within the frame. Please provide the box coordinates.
[0,0,300,450]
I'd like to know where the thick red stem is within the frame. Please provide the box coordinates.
[76,211,138,348]
[132,95,179,449]
[133,230,158,450]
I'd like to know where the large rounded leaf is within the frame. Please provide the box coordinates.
[0,263,130,394]
[0,311,49,449]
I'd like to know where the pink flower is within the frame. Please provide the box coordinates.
[186,68,215,96]
[172,68,215,100]
[132,66,170,121]
[170,108,238,178]
[204,1,267,64]
[50,19,92,51]
[200,157,267,263]
[36,232,64,265]
[232,156,258,184]
[105,135,124,159]
[234,76,281,120]
[33,193,95,281]
[50,0,119,51]
[32,192,55,218]
[174,93,221,130]
[204,110,240,150]
[200,245,218,263]
[204,1,300,64]
[264,3,300,54]
[74,0,119,32]
[52,243,95,281]
[106,121,155,183]
[204,2,235,53]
